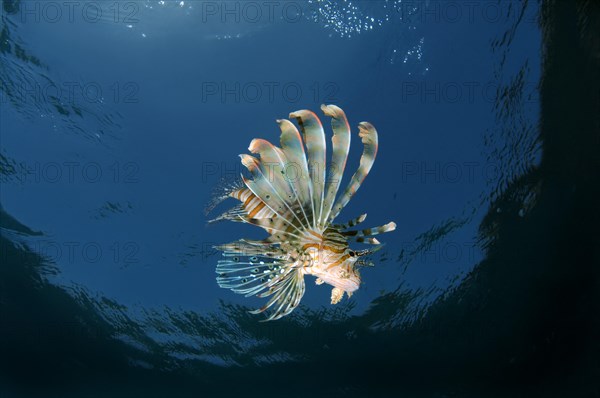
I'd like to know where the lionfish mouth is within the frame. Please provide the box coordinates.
[209,105,396,321]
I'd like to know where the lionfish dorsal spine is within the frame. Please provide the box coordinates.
[248,138,310,231]
[320,104,351,228]
[289,110,326,230]
[328,121,379,224]
[238,155,304,238]
[276,119,313,229]
[332,213,367,230]
[342,222,397,238]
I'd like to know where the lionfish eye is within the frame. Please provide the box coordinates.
[348,250,356,257]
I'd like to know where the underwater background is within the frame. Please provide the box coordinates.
[1,0,599,397]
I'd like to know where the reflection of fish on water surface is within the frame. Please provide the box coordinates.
[208,105,396,321]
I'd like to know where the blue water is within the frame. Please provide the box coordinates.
[1,1,598,397]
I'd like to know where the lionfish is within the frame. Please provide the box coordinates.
[209,105,395,321]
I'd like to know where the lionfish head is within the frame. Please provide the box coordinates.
[304,245,361,293]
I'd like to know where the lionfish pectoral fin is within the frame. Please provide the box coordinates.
[216,241,291,298]
[249,268,306,321]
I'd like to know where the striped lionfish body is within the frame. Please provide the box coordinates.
[210,105,395,321]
